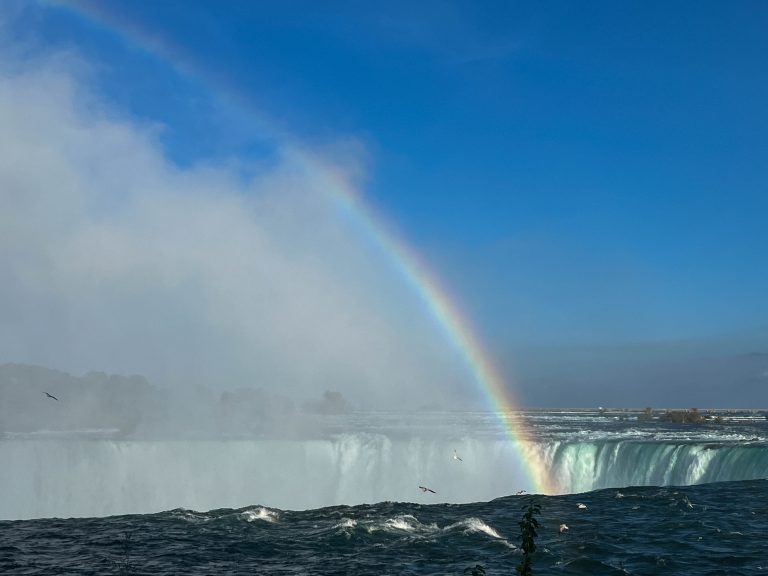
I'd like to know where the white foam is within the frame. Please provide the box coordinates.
[384,514,421,532]
[242,507,279,523]
[445,518,516,548]
[366,514,438,535]
[459,518,502,538]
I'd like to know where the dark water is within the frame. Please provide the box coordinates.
[2,479,767,575]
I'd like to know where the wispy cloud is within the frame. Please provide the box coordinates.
[0,50,467,408]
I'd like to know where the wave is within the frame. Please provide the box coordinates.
[332,516,358,538]
[379,514,438,534]
[334,513,512,547]
[444,517,517,549]
[241,506,279,523]
[5,480,768,576]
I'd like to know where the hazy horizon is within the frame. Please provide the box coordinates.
[3,327,767,414]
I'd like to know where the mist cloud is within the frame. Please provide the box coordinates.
[0,52,468,409]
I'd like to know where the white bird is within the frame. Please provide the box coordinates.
[577,503,587,509]
[515,490,528,495]
[559,523,569,533]
[453,449,463,462]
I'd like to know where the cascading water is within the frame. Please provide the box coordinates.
[2,410,767,520]
[538,439,768,494]
[0,435,532,519]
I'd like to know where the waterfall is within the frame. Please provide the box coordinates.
[0,435,530,519]
[541,440,768,493]
[3,434,766,520]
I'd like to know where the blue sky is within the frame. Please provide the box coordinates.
[3,1,768,405]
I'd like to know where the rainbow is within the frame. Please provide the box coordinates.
[51,0,553,494]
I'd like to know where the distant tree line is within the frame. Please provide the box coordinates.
[0,363,350,437]
[0,363,158,435]
[637,406,725,424]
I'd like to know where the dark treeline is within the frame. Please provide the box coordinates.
[0,364,159,435]
[0,363,348,438]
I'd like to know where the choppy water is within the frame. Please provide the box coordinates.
[2,480,767,575]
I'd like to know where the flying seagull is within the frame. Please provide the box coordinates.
[419,485,436,494]
[453,449,463,462]
[577,503,587,510]
[559,523,569,534]
[515,490,528,495]
[44,392,59,401]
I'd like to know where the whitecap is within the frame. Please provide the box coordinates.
[384,515,421,532]
[366,514,438,535]
[445,518,516,549]
[241,507,279,523]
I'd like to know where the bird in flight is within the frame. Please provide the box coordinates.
[577,503,587,510]
[44,392,59,401]
[419,485,436,494]
[559,523,569,534]
[453,449,463,462]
